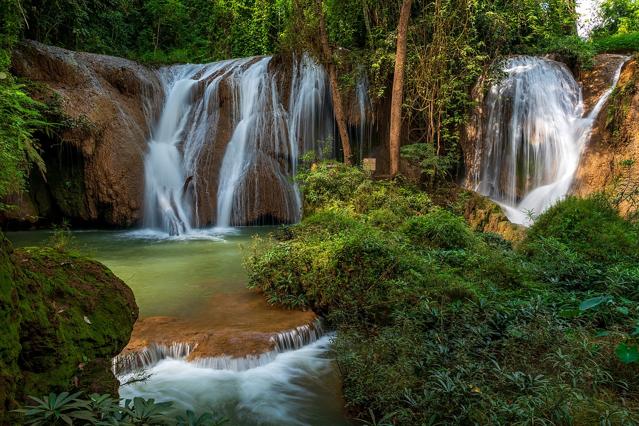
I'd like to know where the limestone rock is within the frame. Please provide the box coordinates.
[11,41,162,227]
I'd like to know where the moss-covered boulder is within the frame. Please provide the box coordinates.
[0,234,138,421]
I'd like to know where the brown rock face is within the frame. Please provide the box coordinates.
[462,191,526,242]
[579,54,628,115]
[11,41,162,227]
[572,57,639,219]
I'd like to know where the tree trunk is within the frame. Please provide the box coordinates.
[389,0,412,177]
[316,0,352,165]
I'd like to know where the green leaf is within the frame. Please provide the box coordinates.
[616,306,629,315]
[559,308,581,318]
[615,342,639,364]
[579,296,611,311]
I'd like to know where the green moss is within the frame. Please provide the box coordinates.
[0,233,138,421]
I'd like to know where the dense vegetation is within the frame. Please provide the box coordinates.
[246,163,639,425]
[0,0,637,206]
[1,0,638,424]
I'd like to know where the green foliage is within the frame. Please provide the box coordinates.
[14,391,92,425]
[400,143,458,184]
[592,0,639,37]
[296,162,368,214]
[535,35,596,69]
[0,75,47,209]
[401,208,476,249]
[594,31,639,52]
[0,0,48,211]
[16,0,292,63]
[15,392,228,425]
[525,196,639,266]
[246,164,639,425]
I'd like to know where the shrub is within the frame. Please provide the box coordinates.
[401,208,476,249]
[14,392,227,425]
[296,162,367,214]
[247,165,639,425]
[593,32,639,53]
[526,196,639,265]
[535,35,596,69]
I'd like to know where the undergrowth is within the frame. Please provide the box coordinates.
[246,162,639,425]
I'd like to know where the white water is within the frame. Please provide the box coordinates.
[119,335,346,426]
[353,72,373,162]
[143,71,198,235]
[142,55,339,235]
[472,56,624,225]
[114,320,325,374]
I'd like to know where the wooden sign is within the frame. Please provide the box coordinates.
[363,158,376,173]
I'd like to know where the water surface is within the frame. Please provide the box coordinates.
[8,228,349,425]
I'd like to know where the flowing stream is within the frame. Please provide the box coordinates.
[470,56,625,225]
[8,230,349,425]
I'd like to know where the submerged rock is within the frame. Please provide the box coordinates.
[0,234,138,421]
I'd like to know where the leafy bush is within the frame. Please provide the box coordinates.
[15,392,227,425]
[535,35,596,69]
[401,208,476,249]
[593,32,639,52]
[525,196,639,265]
[0,71,47,208]
[296,162,368,214]
[400,143,458,184]
[246,165,639,425]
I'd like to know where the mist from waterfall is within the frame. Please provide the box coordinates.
[142,55,336,235]
[471,56,624,226]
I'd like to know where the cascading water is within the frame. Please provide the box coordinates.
[143,69,198,235]
[216,57,295,227]
[354,73,373,162]
[471,56,624,225]
[142,55,337,234]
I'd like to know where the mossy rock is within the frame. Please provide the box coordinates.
[0,234,138,422]
[461,191,526,242]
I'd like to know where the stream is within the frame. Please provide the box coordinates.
[8,228,349,426]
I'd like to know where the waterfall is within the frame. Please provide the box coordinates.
[143,67,199,235]
[355,73,372,162]
[142,55,335,234]
[288,54,335,161]
[215,57,296,227]
[471,56,624,225]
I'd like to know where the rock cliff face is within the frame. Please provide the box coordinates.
[0,234,138,422]
[10,41,161,227]
[572,56,639,219]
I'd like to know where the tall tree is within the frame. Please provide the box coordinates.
[316,0,352,165]
[389,0,412,177]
